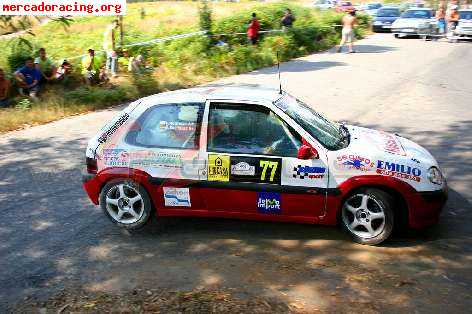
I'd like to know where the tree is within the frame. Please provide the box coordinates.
[199,0,213,37]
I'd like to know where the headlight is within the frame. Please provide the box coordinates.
[373,21,383,25]
[428,167,443,185]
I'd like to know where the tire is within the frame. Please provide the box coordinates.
[341,188,394,245]
[100,179,153,230]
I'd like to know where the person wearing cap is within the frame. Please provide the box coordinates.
[447,5,460,30]
[34,48,56,85]
[81,48,102,85]
[55,60,72,82]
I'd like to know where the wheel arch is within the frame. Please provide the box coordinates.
[334,175,414,228]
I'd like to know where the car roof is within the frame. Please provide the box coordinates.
[406,8,432,11]
[459,9,472,12]
[138,84,284,107]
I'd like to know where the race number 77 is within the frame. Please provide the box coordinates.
[260,160,278,182]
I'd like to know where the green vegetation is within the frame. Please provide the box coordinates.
[0,1,370,133]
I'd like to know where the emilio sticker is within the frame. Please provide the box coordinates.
[257,192,282,214]
[208,154,230,182]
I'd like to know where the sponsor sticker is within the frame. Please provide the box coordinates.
[293,165,326,179]
[376,160,421,182]
[129,151,183,168]
[208,154,230,182]
[231,161,255,176]
[257,192,282,214]
[335,155,375,172]
[163,187,191,207]
[98,113,129,144]
[103,149,129,167]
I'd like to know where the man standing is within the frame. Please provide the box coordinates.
[81,48,102,85]
[103,19,119,77]
[0,69,11,108]
[336,10,357,53]
[35,48,56,85]
[281,8,295,28]
[247,13,261,45]
[15,57,41,101]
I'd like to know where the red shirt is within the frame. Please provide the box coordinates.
[247,19,260,38]
[0,78,10,100]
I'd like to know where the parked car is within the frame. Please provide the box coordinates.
[313,0,336,10]
[450,10,472,41]
[391,8,434,37]
[83,86,447,245]
[363,2,383,17]
[335,1,355,13]
[373,6,401,32]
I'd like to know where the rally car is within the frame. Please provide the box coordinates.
[82,86,447,245]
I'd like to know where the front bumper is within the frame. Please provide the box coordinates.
[406,185,448,229]
[373,24,393,32]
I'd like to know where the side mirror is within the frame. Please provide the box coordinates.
[297,145,319,160]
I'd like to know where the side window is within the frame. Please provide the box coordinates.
[208,103,302,157]
[126,103,203,149]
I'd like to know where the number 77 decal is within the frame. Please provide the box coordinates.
[260,160,279,182]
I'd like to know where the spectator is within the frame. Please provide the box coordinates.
[0,69,11,108]
[215,35,229,48]
[448,5,460,31]
[281,8,295,28]
[34,48,56,85]
[336,10,357,53]
[55,60,72,82]
[103,19,119,77]
[81,48,102,85]
[130,54,145,73]
[118,49,131,72]
[15,57,41,101]
[436,7,446,34]
[247,13,261,45]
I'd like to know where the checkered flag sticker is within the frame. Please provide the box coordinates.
[293,165,308,179]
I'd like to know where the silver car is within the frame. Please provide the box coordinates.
[451,10,472,41]
[391,8,434,37]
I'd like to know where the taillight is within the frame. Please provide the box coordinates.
[86,157,98,174]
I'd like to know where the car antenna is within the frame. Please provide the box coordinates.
[277,51,283,95]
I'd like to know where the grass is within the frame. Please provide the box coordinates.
[0,1,370,134]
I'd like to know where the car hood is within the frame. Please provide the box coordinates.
[392,18,428,27]
[346,125,437,165]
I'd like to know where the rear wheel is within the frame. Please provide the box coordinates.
[100,180,152,230]
[341,189,394,245]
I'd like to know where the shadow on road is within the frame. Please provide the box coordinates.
[252,60,347,74]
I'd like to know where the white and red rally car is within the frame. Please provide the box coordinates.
[83,86,447,245]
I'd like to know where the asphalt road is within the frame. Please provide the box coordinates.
[1,34,471,313]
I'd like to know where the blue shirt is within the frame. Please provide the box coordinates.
[17,66,41,85]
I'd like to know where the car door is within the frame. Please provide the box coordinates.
[200,101,328,221]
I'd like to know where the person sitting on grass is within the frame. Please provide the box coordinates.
[0,68,11,108]
[35,47,57,85]
[15,57,41,101]
[55,60,72,82]
[81,48,102,85]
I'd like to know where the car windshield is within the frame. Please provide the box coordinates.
[377,8,400,17]
[368,3,382,9]
[460,11,472,20]
[401,10,431,18]
[274,94,347,150]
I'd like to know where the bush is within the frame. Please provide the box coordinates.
[64,86,128,108]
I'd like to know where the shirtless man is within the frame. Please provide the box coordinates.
[336,10,357,53]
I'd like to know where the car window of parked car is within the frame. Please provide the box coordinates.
[207,103,302,157]
[401,10,431,18]
[377,9,400,17]
[460,11,472,20]
[126,103,204,149]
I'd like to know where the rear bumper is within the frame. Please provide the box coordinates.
[406,185,448,229]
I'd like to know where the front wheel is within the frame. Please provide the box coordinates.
[341,189,394,245]
[100,180,153,230]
